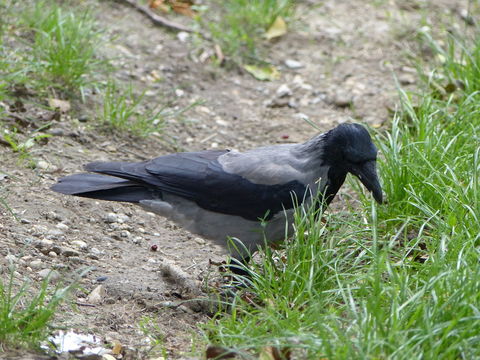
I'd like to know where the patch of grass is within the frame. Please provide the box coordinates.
[99,81,168,137]
[100,81,198,138]
[20,0,105,95]
[0,267,75,350]
[200,0,295,65]
[202,33,480,359]
[138,316,168,358]
[0,127,51,161]
[0,0,105,100]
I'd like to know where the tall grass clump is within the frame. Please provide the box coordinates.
[202,0,294,64]
[21,0,104,95]
[0,268,75,350]
[100,81,198,138]
[202,34,480,359]
[100,81,167,137]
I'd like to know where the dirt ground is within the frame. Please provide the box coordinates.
[0,0,473,358]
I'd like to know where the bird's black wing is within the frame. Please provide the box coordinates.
[86,150,307,221]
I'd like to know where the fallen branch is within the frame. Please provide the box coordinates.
[113,0,210,39]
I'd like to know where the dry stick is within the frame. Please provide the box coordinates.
[113,0,211,40]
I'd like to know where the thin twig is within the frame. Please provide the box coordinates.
[75,301,97,307]
[113,0,210,40]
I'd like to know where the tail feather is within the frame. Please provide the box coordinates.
[51,173,160,203]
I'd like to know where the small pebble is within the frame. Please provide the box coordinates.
[96,276,108,282]
[177,31,189,42]
[49,128,65,136]
[71,240,88,249]
[45,211,64,222]
[399,73,416,85]
[78,114,89,122]
[91,247,102,255]
[48,251,58,257]
[21,218,31,224]
[67,256,83,264]
[56,223,69,231]
[117,214,129,223]
[30,259,43,269]
[86,285,106,304]
[37,160,52,170]
[105,213,118,223]
[5,254,17,263]
[285,59,304,69]
[193,237,206,245]
[61,247,80,257]
[276,84,292,98]
[40,239,53,247]
[215,118,229,127]
[47,229,64,237]
[38,269,60,282]
[332,91,352,108]
[51,245,62,255]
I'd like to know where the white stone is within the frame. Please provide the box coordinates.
[285,59,303,69]
[276,84,292,98]
[105,213,118,223]
[177,31,189,42]
[56,223,69,231]
[30,259,43,269]
[71,240,88,249]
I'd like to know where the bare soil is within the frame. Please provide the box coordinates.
[0,0,472,358]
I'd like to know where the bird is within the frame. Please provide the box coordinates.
[51,123,382,275]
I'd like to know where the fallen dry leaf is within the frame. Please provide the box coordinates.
[149,0,169,12]
[171,0,195,17]
[48,98,71,113]
[244,65,280,81]
[112,341,122,355]
[265,16,287,40]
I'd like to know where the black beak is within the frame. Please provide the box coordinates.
[351,161,383,204]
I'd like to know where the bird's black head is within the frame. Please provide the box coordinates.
[323,123,383,203]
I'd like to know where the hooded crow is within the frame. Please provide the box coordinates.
[51,123,382,274]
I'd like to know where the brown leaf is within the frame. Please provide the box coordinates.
[206,345,237,359]
[149,0,169,12]
[170,0,195,17]
[112,341,122,355]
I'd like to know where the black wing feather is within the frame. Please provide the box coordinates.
[83,150,307,221]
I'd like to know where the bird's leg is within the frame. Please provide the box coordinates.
[225,256,252,278]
